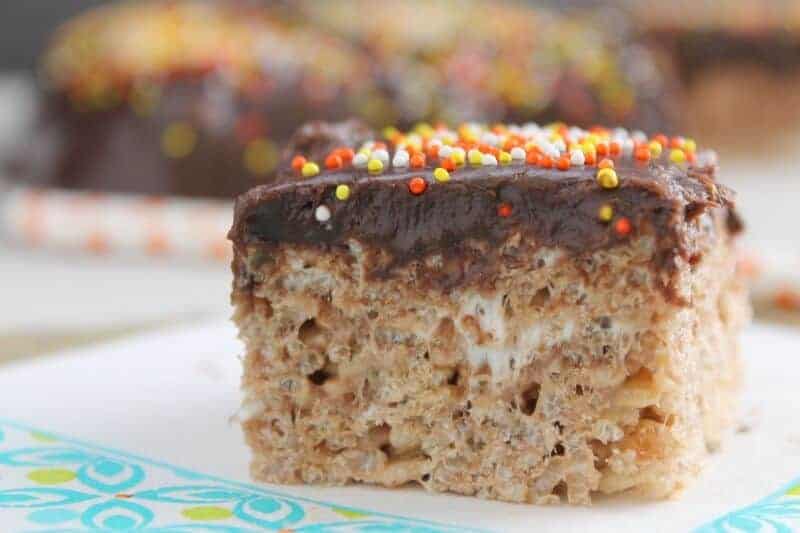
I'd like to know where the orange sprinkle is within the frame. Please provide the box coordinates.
[614,217,632,236]
[441,157,456,171]
[291,155,307,171]
[373,142,387,150]
[598,158,614,169]
[653,134,668,147]
[634,146,651,162]
[325,154,343,170]
[596,142,609,156]
[670,137,683,149]
[609,141,621,156]
[497,203,513,217]
[539,156,553,169]
[408,176,427,196]
[775,288,800,311]
[427,144,440,158]
[405,144,420,156]
[410,153,426,169]
[585,151,597,166]
[686,151,697,164]
[334,147,355,163]
[556,156,570,171]
[526,151,540,165]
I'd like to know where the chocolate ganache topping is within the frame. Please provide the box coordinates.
[230,120,739,286]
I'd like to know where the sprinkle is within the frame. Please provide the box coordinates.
[669,149,686,164]
[441,157,456,171]
[648,141,663,158]
[408,176,427,195]
[410,153,426,168]
[585,151,597,166]
[392,150,409,168]
[684,139,697,153]
[614,217,632,236]
[570,149,585,166]
[597,167,619,189]
[372,149,389,165]
[161,122,197,159]
[325,154,343,170]
[302,162,320,177]
[499,151,512,165]
[291,155,307,171]
[598,204,614,222]
[383,126,399,140]
[653,134,669,148]
[510,147,526,161]
[367,158,384,174]
[335,147,355,163]
[451,148,466,166]
[353,152,368,168]
[556,156,570,171]
[539,156,553,169]
[497,203,513,217]
[622,139,634,157]
[439,145,454,159]
[468,149,483,166]
[315,205,331,223]
[482,154,498,166]
[335,184,350,201]
[526,151,540,165]
[596,142,609,156]
[244,138,278,175]
[634,145,651,162]
[609,141,621,157]
[598,158,614,169]
[670,136,684,149]
[433,167,450,182]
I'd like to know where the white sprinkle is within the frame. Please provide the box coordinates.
[612,127,628,139]
[570,149,585,166]
[553,138,566,153]
[510,147,526,160]
[481,133,501,147]
[428,138,443,148]
[392,150,409,168]
[631,130,647,143]
[315,205,331,223]
[482,154,498,166]
[622,139,634,157]
[352,152,368,168]
[372,148,389,164]
[438,145,454,159]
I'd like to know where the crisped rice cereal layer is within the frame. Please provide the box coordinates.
[233,216,747,504]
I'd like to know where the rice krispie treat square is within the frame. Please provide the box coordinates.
[229,121,749,504]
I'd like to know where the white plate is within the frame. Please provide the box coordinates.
[0,321,798,532]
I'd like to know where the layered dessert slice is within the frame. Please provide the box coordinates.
[229,121,749,504]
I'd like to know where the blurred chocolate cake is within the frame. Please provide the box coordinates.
[12,0,371,198]
[11,0,674,199]
[636,0,800,149]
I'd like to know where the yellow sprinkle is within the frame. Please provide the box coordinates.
[548,132,563,143]
[244,138,278,175]
[587,133,601,145]
[499,151,512,165]
[451,149,466,166]
[684,139,697,153]
[649,141,663,158]
[597,168,619,189]
[468,149,483,166]
[382,126,399,140]
[433,167,450,182]
[581,142,596,156]
[302,162,320,177]
[367,158,384,174]
[335,184,351,201]
[598,204,614,222]
[161,122,197,159]
[669,148,686,164]
[358,147,371,156]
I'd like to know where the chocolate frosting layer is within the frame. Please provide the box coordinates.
[231,125,738,295]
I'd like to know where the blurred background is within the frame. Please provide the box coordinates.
[1,0,799,361]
